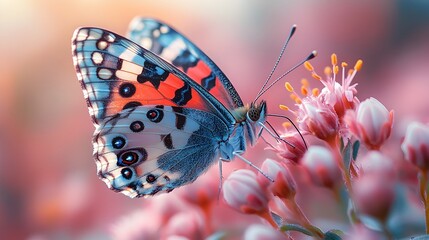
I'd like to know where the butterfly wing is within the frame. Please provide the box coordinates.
[72,27,239,197]
[127,17,244,110]
[94,105,229,197]
[72,27,235,126]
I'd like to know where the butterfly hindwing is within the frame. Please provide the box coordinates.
[94,105,229,197]
[72,27,234,126]
[127,17,244,110]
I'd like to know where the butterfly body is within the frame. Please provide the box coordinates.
[72,18,267,197]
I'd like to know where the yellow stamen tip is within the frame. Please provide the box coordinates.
[311,73,322,80]
[285,82,294,92]
[279,104,289,111]
[324,66,332,76]
[282,122,292,129]
[331,53,338,66]
[295,98,302,104]
[290,93,297,101]
[334,65,339,74]
[354,59,363,71]
[301,78,309,87]
[304,61,314,71]
[312,88,320,97]
[301,86,308,96]
[341,62,348,68]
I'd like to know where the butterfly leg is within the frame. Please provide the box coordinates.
[258,122,297,148]
[233,152,274,182]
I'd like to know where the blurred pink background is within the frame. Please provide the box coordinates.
[1,0,429,239]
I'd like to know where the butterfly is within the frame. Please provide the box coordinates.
[72,17,313,198]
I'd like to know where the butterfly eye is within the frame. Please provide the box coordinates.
[112,136,126,149]
[147,108,164,123]
[248,107,260,122]
[130,121,144,132]
[120,168,133,180]
[119,83,136,98]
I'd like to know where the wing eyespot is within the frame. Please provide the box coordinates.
[121,168,133,180]
[112,136,126,149]
[130,121,144,132]
[119,83,136,98]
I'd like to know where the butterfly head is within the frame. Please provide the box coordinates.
[247,100,267,140]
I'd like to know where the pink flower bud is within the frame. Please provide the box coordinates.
[162,210,205,239]
[223,169,270,214]
[346,97,394,150]
[244,224,287,240]
[258,159,296,200]
[401,122,429,170]
[353,174,395,222]
[301,146,342,189]
[356,151,395,178]
[268,132,307,163]
[297,97,340,141]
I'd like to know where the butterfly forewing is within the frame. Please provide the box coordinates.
[127,17,243,110]
[72,27,233,126]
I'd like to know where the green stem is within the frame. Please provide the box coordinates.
[328,135,353,196]
[284,199,324,239]
[419,169,429,234]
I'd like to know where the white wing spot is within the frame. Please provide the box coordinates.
[160,26,169,34]
[98,68,113,80]
[131,20,144,31]
[153,29,160,38]
[162,38,186,62]
[97,40,108,50]
[106,33,116,42]
[76,29,89,41]
[92,52,104,64]
[141,38,152,50]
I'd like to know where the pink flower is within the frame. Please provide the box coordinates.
[345,97,394,150]
[355,151,395,178]
[257,159,296,200]
[243,224,287,240]
[301,146,342,189]
[401,122,429,170]
[353,174,395,222]
[162,210,206,239]
[307,54,362,119]
[177,168,219,207]
[223,169,270,214]
[268,132,307,163]
[297,97,340,141]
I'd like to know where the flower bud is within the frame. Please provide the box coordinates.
[258,159,296,200]
[346,97,393,150]
[223,169,270,214]
[268,132,307,163]
[401,122,429,170]
[353,174,395,222]
[244,224,287,240]
[297,98,340,141]
[301,146,341,189]
[162,210,205,239]
[356,151,395,178]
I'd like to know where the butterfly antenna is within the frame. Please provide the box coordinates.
[254,24,297,103]
[267,113,308,150]
[254,51,317,102]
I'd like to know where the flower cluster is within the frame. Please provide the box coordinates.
[107,54,429,239]
[220,54,429,239]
